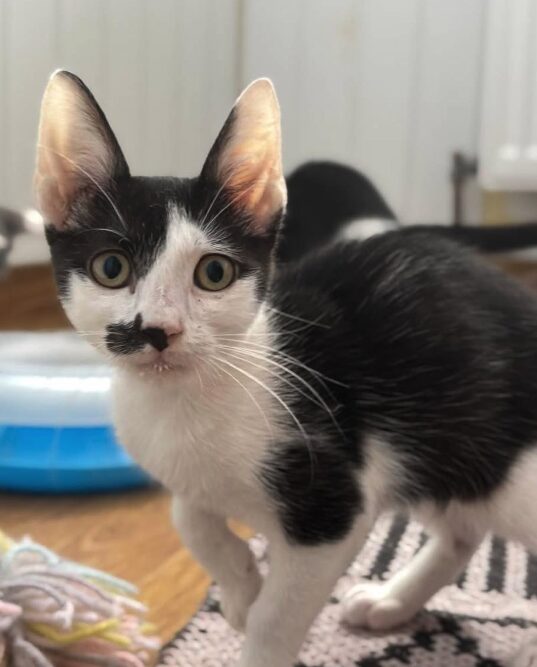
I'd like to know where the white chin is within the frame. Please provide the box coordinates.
[120,350,191,374]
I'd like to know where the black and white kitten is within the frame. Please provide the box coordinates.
[282,160,537,262]
[36,71,537,667]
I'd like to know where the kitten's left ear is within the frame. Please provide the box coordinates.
[200,78,286,235]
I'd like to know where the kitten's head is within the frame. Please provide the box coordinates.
[35,71,285,374]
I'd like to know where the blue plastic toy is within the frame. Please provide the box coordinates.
[0,332,151,493]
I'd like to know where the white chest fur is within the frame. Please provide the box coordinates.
[111,356,283,522]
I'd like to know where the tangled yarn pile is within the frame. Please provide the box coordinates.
[0,531,160,667]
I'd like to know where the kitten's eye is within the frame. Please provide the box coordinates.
[194,254,237,291]
[89,251,131,288]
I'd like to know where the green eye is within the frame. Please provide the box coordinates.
[89,251,131,288]
[194,254,237,291]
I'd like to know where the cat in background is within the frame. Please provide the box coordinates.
[282,159,537,262]
[36,70,537,667]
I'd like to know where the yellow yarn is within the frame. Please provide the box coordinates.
[0,531,13,554]
[1,529,160,664]
[28,619,131,647]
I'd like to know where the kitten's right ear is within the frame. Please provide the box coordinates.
[35,70,129,229]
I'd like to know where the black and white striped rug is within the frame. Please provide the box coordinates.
[159,516,537,666]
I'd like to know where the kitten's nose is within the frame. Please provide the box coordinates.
[141,323,183,352]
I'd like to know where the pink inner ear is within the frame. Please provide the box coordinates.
[35,71,126,230]
[208,78,286,234]
[36,175,69,228]
[219,134,285,233]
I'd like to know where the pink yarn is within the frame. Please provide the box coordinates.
[0,533,160,667]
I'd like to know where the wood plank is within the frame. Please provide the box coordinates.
[0,264,69,330]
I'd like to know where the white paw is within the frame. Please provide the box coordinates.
[340,581,418,631]
[220,567,262,632]
[511,641,537,667]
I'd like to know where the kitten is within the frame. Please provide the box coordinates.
[36,70,537,667]
[282,160,537,262]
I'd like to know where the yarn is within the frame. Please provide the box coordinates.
[0,531,160,667]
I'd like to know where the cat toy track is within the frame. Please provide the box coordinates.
[0,331,151,492]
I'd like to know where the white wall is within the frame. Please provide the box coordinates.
[0,1,488,264]
[0,0,240,210]
[242,0,486,224]
[1,0,240,263]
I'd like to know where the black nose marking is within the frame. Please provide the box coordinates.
[142,327,169,352]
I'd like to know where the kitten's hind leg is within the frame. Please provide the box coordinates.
[341,519,483,631]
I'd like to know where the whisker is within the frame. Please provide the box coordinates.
[196,355,225,387]
[37,144,128,232]
[210,358,273,434]
[76,227,129,244]
[204,177,270,234]
[221,347,323,406]
[266,305,332,331]
[212,337,349,388]
[219,346,344,439]
[198,171,236,230]
[267,305,331,330]
[219,346,323,402]
[214,356,315,476]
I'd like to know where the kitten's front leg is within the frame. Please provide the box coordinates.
[238,519,369,667]
[172,497,261,631]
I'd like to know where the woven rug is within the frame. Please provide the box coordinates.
[159,515,537,666]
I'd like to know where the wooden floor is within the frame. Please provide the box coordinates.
[2,257,537,644]
[0,488,209,641]
[0,265,209,643]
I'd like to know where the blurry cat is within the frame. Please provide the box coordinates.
[282,160,537,262]
[36,71,537,667]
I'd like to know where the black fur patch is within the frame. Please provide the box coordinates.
[106,315,172,354]
[261,232,537,545]
[106,314,146,355]
[279,161,395,263]
[261,440,361,545]
[46,177,189,298]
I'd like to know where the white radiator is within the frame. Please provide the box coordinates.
[480,0,537,190]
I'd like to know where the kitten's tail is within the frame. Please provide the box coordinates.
[408,223,537,254]
[283,160,537,259]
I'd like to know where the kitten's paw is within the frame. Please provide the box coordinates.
[340,581,418,631]
[220,566,262,632]
[511,641,537,667]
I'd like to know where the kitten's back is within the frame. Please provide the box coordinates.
[272,231,537,503]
